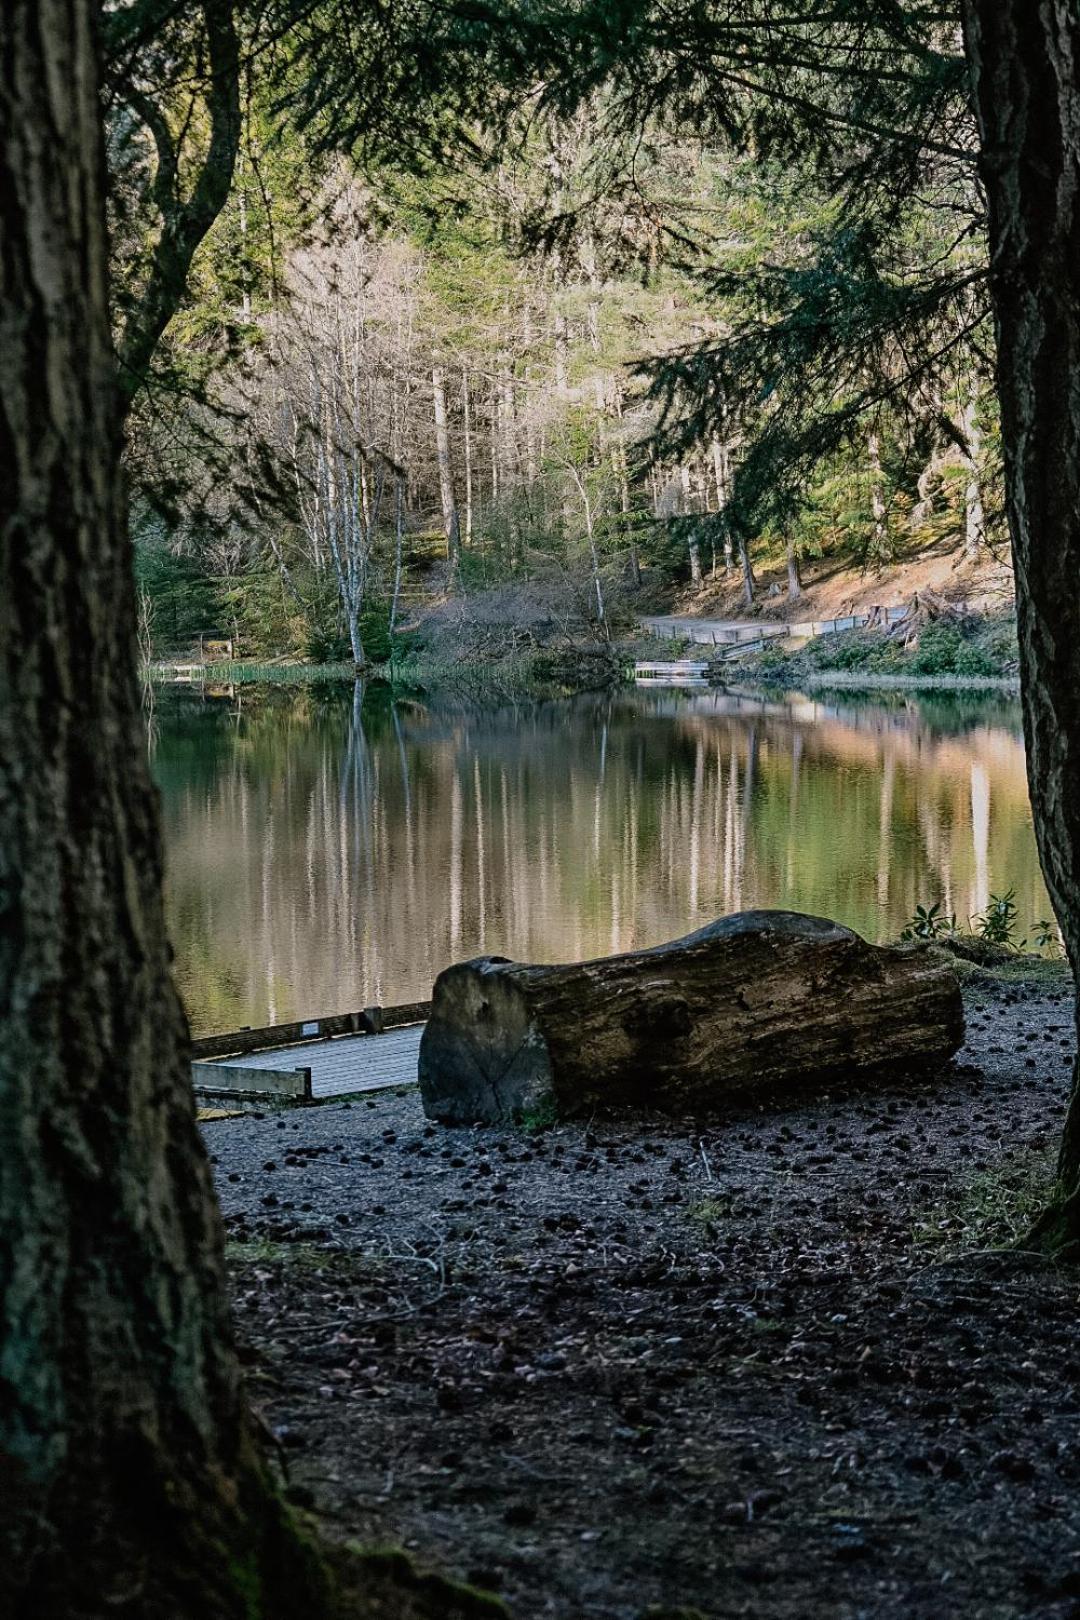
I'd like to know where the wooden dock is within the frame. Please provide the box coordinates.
[191,1004,428,1102]
[218,1024,424,1099]
[633,660,709,685]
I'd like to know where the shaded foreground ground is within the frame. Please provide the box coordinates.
[209,965,1080,1619]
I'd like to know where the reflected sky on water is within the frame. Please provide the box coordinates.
[152,682,1050,1036]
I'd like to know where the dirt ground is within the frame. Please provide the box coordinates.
[676,539,1014,627]
[208,961,1080,1620]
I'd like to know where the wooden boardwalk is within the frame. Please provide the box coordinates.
[201,1023,424,1100]
[640,607,909,646]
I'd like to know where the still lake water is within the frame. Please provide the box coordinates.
[153,682,1051,1037]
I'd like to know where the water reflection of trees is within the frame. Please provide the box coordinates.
[155,685,1049,1035]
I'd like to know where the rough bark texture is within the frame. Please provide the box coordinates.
[419,913,964,1125]
[739,535,755,605]
[0,4,327,1614]
[786,533,802,600]
[960,1,1080,1241]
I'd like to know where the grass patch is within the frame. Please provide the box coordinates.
[381,650,552,700]
[516,1096,560,1133]
[336,1545,510,1619]
[151,661,356,685]
[225,1238,360,1271]
[913,1148,1058,1255]
[930,946,1073,991]
[687,1195,735,1227]
[803,671,1019,694]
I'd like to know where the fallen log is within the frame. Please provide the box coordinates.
[418,911,964,1124]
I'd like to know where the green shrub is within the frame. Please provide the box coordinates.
[971,614,1019,672]
[909,622,997,677]
[305,603,392,664]
[952,641,995,677]
[755,648,795,681]
[807,628,902,673]
[219,571,296,657]
[305,622,352,662]
[909,622,964,674]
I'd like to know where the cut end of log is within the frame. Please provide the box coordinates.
[418,911,965,1125]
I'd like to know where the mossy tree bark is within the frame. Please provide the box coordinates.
[0,4,328,1613]
[961,1,1080,1247]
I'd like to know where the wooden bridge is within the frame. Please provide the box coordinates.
[191,1002,429,1103]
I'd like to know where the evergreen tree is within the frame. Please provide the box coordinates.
[0,3,324,1610]
[961,0,1080,1250]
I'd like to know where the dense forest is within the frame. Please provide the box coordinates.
[119,7,1002,667]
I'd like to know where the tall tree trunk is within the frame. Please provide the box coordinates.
[679,465,703,585]
[612,385,639,585]
[740,536,756,607]
[389,475,406,654]
[961,0,1080,1246]
[553,308,570,394]
[569,467,607,637]
[431,365,460,568]
[688,533,703,587]
[867,427,889,561]
[489,378,499,501]
[347,606,367,671]
[0,2,326,1611]
[462,365,474,544]
[786,534,802,601]
[500,370,515,482]
[522,306,539,487]
[961,392,985,562]
[711,438,734,574]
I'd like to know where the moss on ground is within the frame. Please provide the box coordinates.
[226,1238,355,1269]
[516,1096,560,1133]
[638,1609,709,1620]
[332,1544,510,1618]
[912,1148,1059,1255]
[929,945,1072,992]
[686,1195,735,1229]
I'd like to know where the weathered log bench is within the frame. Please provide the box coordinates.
[418,911,964,1124]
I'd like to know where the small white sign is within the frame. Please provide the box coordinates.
[301,1021,320,1036]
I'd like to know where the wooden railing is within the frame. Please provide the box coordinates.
[190,1000,432,1062]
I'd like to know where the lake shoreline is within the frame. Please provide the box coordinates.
[149,657,1021,700]
[148,642,628,700]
